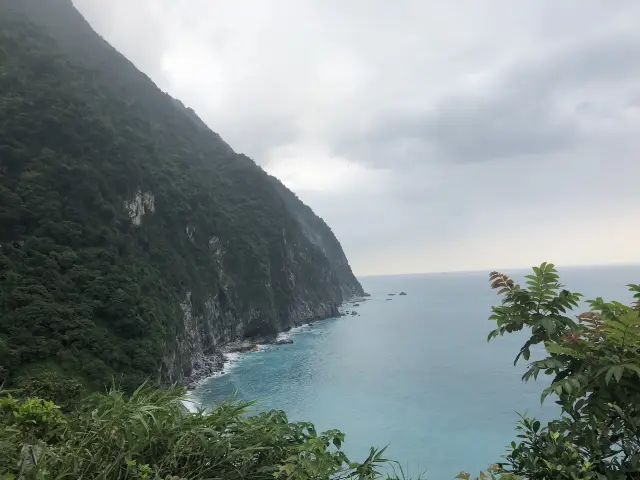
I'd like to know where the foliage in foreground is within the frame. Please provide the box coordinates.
[3,262,639,480]
[482,263,640,480]
[0,385,395,480]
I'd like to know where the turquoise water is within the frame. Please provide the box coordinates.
[192,265,640,479]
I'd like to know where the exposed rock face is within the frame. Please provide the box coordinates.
[0,0,364,389]
[269,180,364,300]
[125,190,155,226]
[162,233,352,384]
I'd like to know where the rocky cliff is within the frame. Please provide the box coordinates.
[0,0,363,391]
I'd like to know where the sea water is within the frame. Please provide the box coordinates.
[192,265,640,479]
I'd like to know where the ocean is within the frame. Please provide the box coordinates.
[190,265,640,479]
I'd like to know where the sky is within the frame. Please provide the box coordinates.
[72,0,640,276]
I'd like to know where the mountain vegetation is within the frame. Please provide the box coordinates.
[0,0,362,394]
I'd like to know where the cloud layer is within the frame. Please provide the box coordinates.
[73,0,640,275]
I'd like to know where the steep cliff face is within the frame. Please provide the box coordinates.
[0,0,363,390]
[269,178,365,300]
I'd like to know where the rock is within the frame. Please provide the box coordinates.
[275,338,294,345]
[351,311,357,315]
[353,303,360,307]
[182,352,225,387]
[386,298,392,301]
[222,340,259,353]
[363,293,371,297]
[399,292,407,296]
[388,293,396,296]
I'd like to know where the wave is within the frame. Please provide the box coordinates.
[181,390,200,413]
[222,351,242,374]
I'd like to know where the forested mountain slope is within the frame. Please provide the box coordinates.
[0,0,363,391]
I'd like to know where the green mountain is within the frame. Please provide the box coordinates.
[0,0,363,392]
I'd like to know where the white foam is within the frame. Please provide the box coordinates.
[181,391,200,413]
[225,351,241,362]
[288,324,312,334]
[190,320,327,392]
[276,331,292,342]
[216,351,240,375]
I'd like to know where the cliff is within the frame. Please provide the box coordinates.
[0,0,363,391]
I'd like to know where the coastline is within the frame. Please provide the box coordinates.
[183,296,368,391]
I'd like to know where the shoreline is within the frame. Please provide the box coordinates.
[183,296,369,391]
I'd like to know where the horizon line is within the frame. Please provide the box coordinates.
[356,261,640,279]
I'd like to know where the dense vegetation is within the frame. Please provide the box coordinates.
[0,385,396,480]
[2,263,639,479]
[0,0,362,393]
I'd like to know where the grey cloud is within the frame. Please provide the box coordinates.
[421,95,575,163]
[338,29,640,167]
[209,113,299,161]
[69,0,640,273]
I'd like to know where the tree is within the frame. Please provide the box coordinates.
[486,262,640,480]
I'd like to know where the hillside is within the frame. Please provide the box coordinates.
[0,0,363,392]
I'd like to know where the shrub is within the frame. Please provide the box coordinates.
[485,263,640,479]
[0,384,394,479]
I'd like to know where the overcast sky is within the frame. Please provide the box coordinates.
[73,0,640,276]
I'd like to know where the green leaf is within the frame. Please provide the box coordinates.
[622,363,640,376]
[541,386,553,403]
[544,342,575,357]
[612,365,624,383]
[568,377,582,391]
[552,383,563,396]
[605,365,624,385]
[540,317,556,334]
